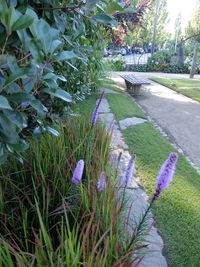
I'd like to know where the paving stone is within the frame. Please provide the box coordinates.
[97,98,110,113]
[119,117,147,130]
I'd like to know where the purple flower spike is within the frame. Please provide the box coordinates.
[97,172,106,192]
[72,160,84,184]
[91,91,105,128]
[120,154,136,187]
[153,152,178,200]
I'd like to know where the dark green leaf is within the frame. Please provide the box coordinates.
[2,6,15,32]
[8,139,29,152]
[8,92,34,103]
[63,35,73,46]
[6,55,20,73]
[3,69,29,89]
[29,39,44,63]
[106,2,124,14]
[55,50,78,61]
[30,99,48,115]
[3,110,27,128]
[8,82,22,94]
[37,19,52,54]
[16,28,31,51]
[0,113,19,144]
[12,14,34,31]
[0,96,12,110]
[92,14,118,28]
[42,88,72,102]
[50,39,62,53]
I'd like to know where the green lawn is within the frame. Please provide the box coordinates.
[106,92,200,267]
[106,93,146,120]
[151,77,200,102]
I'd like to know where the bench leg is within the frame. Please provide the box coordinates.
[130,85,141,96]
[125,81,131,91]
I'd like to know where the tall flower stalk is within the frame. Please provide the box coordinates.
[127,152,178,251]
[153,152,178,201]
[91,91,105,128]
[97,172,106,192]
[119,154,136,187]
[72,160,84,184]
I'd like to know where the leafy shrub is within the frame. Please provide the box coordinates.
[0,0,117,163]
[128,64,149,72]
[184,55,200,74]
[103,55,126,71]
[162,64,190,74]
[146,50,175,71]
[129,63,190,74]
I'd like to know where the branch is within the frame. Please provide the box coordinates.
[183,33,200,43]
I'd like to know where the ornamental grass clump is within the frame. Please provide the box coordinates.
[0,115,146,266]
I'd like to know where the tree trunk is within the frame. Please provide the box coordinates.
[190,42,200,79]
[177,42,185,66]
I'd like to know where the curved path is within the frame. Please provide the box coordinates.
[111,71,200,171]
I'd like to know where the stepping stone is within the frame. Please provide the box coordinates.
[97,98,110,113]
[119,117,147,130]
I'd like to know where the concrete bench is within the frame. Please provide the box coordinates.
[121,74,151,96]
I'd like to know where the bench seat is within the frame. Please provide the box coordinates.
[121,74,151,96]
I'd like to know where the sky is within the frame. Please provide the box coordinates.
[166,0,197,33]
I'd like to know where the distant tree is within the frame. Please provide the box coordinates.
[185,1,200,43]
[126,0,169,49]
[110,0,152,45]
[185,1,200,78]
[174,12,182,52]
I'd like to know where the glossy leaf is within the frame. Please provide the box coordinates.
[0,96,12,110]
[30,100,48,115]
[36,19,52,54]
[3,69,29,89]
[92,14,118,28]
[106,2,124,14]
[8,139,29,152]
[3,110,27,128]
[45,126,60,136]
[0,113,19,144]
[42,88,72,102]
[8,92,34,103]
[55,50,78,61]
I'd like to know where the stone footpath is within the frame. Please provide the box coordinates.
[97,91,168,267]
